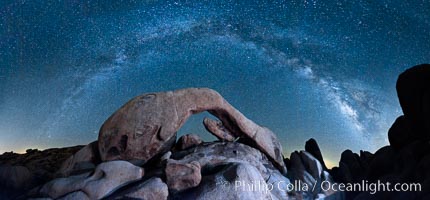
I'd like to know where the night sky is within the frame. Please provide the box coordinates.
[1,0,429,166]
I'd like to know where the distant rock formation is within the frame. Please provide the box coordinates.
[0,145,83,199]
[287,139,343,200]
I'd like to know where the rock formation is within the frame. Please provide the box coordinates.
[330,64,430,200]
[287,140,342,200]
[97,88,287,174]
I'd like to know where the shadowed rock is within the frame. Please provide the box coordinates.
[0,165,33,190]
[388,116,414,150]
[57,141,100,177]
[396,64,430,138]
[98,88,286,174]
[305,138,328,171]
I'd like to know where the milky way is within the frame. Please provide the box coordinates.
[1,0,429,165]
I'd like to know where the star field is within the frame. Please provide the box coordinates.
[1,0,429,165]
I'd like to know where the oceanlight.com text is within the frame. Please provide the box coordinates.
[232,180,421,194]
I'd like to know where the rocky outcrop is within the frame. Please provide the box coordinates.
[98,88,287,174]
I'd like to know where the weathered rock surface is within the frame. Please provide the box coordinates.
[56,141,100,177]
[166,160,202,192]
[57,191,89,200]
[203,117,235,141]
[98,88,287,174]
[40,160,143,199]
[170,142,280,180]
[117,177,168,200]
[173,163,274,200]
[163,141,291,199]
[176,134,203,150]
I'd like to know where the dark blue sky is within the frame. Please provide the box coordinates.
[1,0,429,166]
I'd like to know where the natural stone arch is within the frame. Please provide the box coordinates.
[98,88,287,174]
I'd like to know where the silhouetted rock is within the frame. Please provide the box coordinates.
[98,88,287,174]
[0,165,33,190]
[388,116,414,150]
[340,150,364,182]
[305,138,328,171]
[176,134,203,150]
[358,150,373,170]
[0,145,83,198]
[396,64,430,139]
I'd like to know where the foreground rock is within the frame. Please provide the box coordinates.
[98,88,287,174]
[40,160,143,199]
